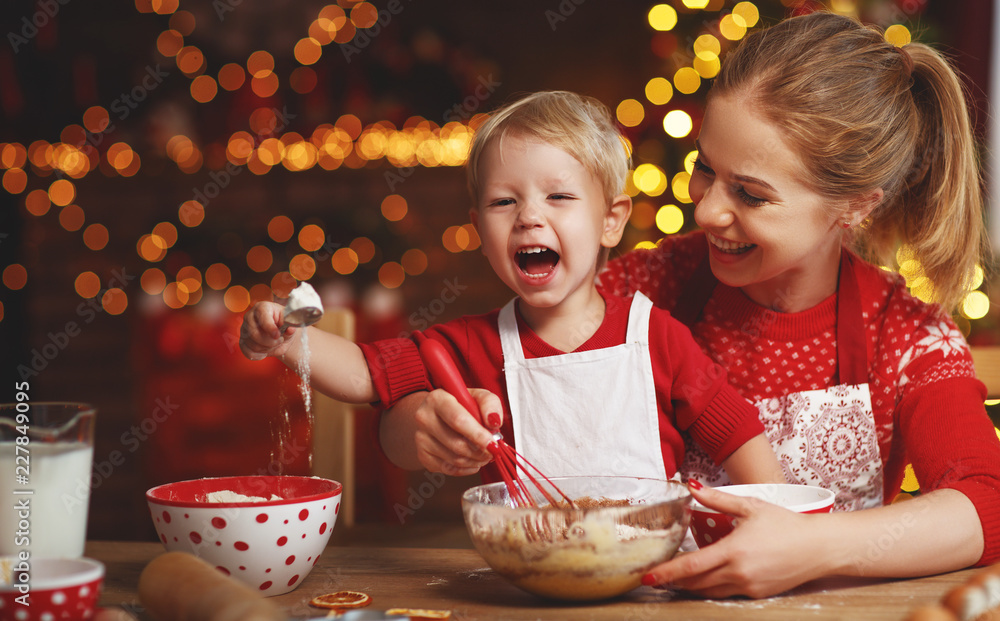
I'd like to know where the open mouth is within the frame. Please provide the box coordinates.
[708,234,756,255]
[516,246,560,278]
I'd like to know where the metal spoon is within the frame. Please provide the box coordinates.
[282,304,322,331]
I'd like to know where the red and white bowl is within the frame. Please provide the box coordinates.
[0,556,104,620]
[689,483,835,548]
[146,475,342,596]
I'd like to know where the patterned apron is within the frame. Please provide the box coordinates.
[498,292,669,480]
[673,251,883,511]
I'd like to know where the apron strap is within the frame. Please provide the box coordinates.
[674,247,868,386]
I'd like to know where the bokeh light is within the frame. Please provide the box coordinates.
[616,99,645,127]
[381,194,408,221]
[648,4,678,31]
[645,77,673,106]
[655,204,685,234]
[3,264,28,290]
[75,272,101,299]
[663,110,693,138]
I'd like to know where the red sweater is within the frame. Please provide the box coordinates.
[360,291,764,481]
[598,231,1000,565]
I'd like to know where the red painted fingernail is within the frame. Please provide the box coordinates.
[486,412,501,430]
[688,479,703,490]
[641,573,657,587]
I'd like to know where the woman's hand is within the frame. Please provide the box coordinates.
[239,301,297,361]
[643,482,829,599]
[395,387,501,476]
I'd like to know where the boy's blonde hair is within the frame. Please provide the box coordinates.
[466,91,632,204]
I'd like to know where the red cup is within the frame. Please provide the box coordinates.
[689,483,835,548]
[0,556,104,620]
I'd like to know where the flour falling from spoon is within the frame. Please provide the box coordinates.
[271,282,323,473]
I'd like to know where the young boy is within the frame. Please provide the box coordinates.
[240,91,784,486]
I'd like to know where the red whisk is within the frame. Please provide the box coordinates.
[414,333,576,509]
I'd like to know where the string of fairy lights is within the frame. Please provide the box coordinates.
[0,0,990,330]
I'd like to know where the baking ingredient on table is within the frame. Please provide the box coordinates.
[204,490,282,503]
[0,441,93,557]
[138,551,284,621]
[309,590,372,610]
[385,608,452,620]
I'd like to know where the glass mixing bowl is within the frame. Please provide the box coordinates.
[461,476,691,601]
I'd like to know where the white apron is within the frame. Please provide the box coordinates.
[674,251,883,511]
[497,292,668,480]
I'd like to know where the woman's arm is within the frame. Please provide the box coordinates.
[379,389,499,475]
[644,484,982,599]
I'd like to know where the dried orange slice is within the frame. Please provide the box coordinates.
[309,590,372,610]
[385,608,451,620]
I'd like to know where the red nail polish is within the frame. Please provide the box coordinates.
[688,479,703,491]
[486,412,501,430]
[641,573,657,587]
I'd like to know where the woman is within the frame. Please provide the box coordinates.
[379,12,1000,597]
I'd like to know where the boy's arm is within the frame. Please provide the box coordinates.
[281,326,376,404]
[719,434,787,484]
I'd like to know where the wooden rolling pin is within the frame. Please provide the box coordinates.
[138,552,285,621]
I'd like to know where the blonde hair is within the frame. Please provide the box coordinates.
[713,11,988,312]
[466,91,631,203]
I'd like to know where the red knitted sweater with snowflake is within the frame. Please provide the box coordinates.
[598,231,1000,565]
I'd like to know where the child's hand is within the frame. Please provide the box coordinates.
[239,301,297,361]
[412,387,501,476]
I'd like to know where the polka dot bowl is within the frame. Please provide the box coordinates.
[0,556,104,621]
[146,475,342,597]
[689,483,835,548]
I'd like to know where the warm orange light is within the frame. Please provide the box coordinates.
[333,20,356,44]
[461,223,481,250]
[298,224,326,252]
[83,106,111,133]
[176,265,202,293]
[48,179,75,206]
[350,2,378,27]
[2,169,27,194]
[247,245,273,272]
[163,282,187,309]
[102,288,128,315]
[267,215,294,243]
[350,236,375,263]
[28,140,53,170]
[289,67,317,94]
[138,234,167,262]
[178,200,205,227]
[294,37,322,65]
[217,64,245,92]
[249,108,279,136]
[1,143,27,169]
[378,262,405,289]
[331,248,359,275]
[401,249,428,275]
[3,264,27,290]
[190,75,218,103]
[24,189,51,216]
[270,272,297,298]
[169,10,196,35]
[247,51,275,78]
[249,283,273,304]
[381,194,408,222]
[107,142,134,170]
[205,263,231,290]
[251,72,279,98]
[134,0,154,13]
[153,222,178,248]
[442,226,462,253]
[83,224,109,251]
[141,268,167,295]
[74,271,101,298]
[156,29,184,58]
[59,204,85,231]
[289,254,317,280]
[151,0,179,15]
[176,46,206,75]
[336,114,363,140]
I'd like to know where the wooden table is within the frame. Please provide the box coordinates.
[89,540,976,620]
